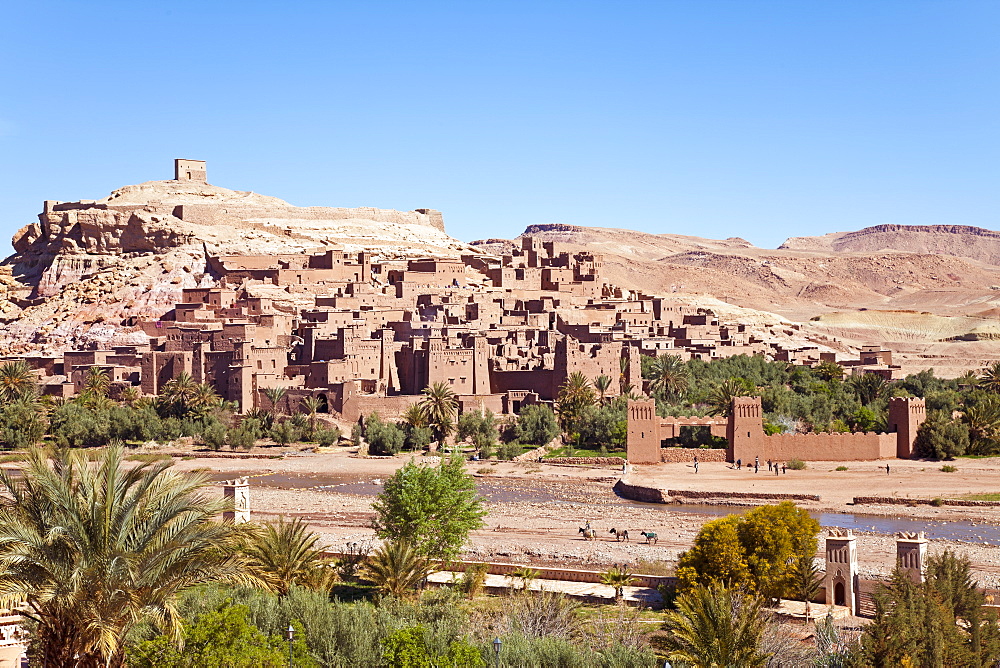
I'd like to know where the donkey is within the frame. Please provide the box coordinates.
[640,531,658,545]
[609,528,630,542]
[579,526,597,541]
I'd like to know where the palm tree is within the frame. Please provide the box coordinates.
[618,356,630,395]
[593,375,613,403]
[361,539,430,598]
[0,360,35,402]
[190,383,220,409]
[848,372,890,406]
[663,583,771,668]
[556,372,596,438]
[648,353,690,400]
[263,386,288,415]
[0,446,253,667]
[814,360,844,382]
[509,566,541,593]
[600,564,636,602]
[300,396,322,437]
[240,516,337,596]
[980,361,1000,394]
[707,378,752,417]
[790,555,822,623]
[401,403,428,430]
[160,371,198,415]
[963,396,1000,454]
[419,382,458,445]
[119,386,140,406]
[82,366,110,398]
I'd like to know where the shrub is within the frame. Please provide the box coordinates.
[364,414,405,456]
[315,427,342,447]
[930,497,945,506]
[913,412,969,460]
[227,426,257,451]
[497,442,521,461]
[200,421,227,451]
[270,421,300,446]
[940,465,957,473]
[513,405,560,446]
[835,466,848,471]
[787,459,807,470]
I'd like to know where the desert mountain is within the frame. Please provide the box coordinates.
[781,224,1000,265]
[0,165,471,354]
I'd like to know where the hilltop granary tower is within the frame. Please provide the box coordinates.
[174,159,207,182]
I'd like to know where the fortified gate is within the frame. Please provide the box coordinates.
[627,396,925,464]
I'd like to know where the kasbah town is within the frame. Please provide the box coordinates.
[2,159,999,644]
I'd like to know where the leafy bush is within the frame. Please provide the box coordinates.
[835,466,848,471]
[513,405,560,446]
[787,459,807,470]
[200,421,227,451]
[270,421,300,446]
[913,412,969,460]
[364,414,405,456]
[315,427,342,447]
[940,465,957,473]
[227,425,257,451]
[497,442,522,461]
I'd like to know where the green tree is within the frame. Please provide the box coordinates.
[963,395,1000,455]
[790,555,822,622]
[593,374,613,403]
[913,412,970,460]
[814,360,845,382]
[0,359,36,402]
[849,372,891,405]
[456,409,498,458]
[364,413,405,455]
[979,361,1000,394]
[663,583,772,668]
[513,404,560,446]
[647,353,689,400]
[599,564,635,602]
[371,457,486,561]
[419,382,458,446]
[0,447,253,667]
[129,606,312,668]
[676,501,820,601]
[262,386,288,415]
[159,371,198,416]
[556,372,596,441]
[361,540,430,598]
[299,395,322,438]
[83,366,111,398]
[706,378,753,417]
[381,625,485,668]
[240,517,338,596]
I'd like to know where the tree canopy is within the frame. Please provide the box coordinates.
[371,457,486,561]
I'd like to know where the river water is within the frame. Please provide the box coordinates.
[212,471,1000,546]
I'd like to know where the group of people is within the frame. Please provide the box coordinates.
[733,456,788,475]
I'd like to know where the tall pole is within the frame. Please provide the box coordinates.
[287,624,295,668]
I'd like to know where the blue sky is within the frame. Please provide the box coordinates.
[1,1,997,251]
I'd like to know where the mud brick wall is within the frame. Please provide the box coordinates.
[544,457,627,465]
[853,496,1000,507]
[668,490,821,502]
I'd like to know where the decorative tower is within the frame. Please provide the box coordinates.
[222,477,250,523]
[896,532,928,583]
[825,529,859,614]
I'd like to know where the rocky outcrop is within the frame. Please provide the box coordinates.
[0,170,467,354]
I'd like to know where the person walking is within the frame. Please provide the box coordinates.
[754,460,759,474]
[736,458,742,470]
[693,454,699,474]
[775,462,779,476]
[886,463,890,475]
[767,459,772,472]
[782,463,787,474]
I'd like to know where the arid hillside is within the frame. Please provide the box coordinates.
[473,223,1000,376]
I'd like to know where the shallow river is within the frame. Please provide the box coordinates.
[212,472,1000,546]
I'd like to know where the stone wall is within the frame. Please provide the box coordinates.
[659,448,727,463]
[853,496,1000,507]
[544,457,627,465]
[668,489,821,502]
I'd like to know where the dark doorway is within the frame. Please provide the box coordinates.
[834,582,845,606]
[317,393,329,413]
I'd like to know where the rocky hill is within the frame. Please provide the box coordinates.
[0,165,471,354]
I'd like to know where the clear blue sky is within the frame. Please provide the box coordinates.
[1,1,998,251]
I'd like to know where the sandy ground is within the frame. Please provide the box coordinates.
[170,449,1000,588]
